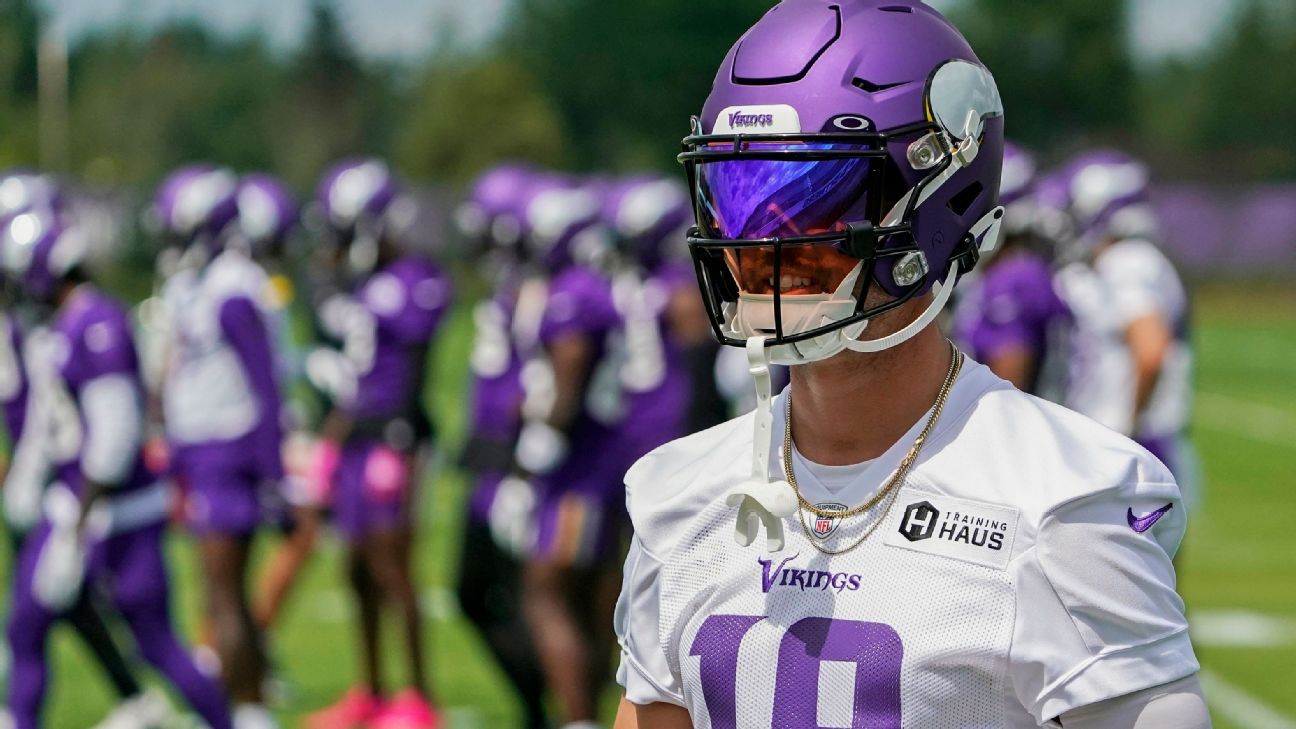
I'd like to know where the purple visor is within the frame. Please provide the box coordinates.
[694,143,880,241]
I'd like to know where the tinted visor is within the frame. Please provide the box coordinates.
[694,143,880,241]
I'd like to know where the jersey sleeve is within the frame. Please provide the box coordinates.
[219,296,284,481]
[1009,476,1198,723]
[615,534,686,707]
[63,311,138,390]
[1094,241,1170,328]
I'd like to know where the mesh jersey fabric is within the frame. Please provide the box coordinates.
[615,359,1197,728]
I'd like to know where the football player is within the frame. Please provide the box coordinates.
[454,163,551,729]
[302,159,450,729]
[599,174,715,468]
[951,142,1072,399]
[509,173,622,729]
[222,173,324,634]
[0,174,170,729]
[1,210,232,729]
[1053,150,1196,494]
[152,165,283,728]
[614,2,1208,728]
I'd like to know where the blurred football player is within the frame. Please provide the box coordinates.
[152,165,283,727]
[508,173,623,729]
[600,174,718,466]
[0,174,172,729]
[220,173,325,634]
[1054,150,1197,496]
[454,163,551,729]
[302,159,450,729]
[1,210,232,729]
[614,2,1207,728]
[951,142,1072,399]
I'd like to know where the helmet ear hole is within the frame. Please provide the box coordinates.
[947,181,984,217]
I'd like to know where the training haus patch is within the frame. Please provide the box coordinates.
[884,491,1020,570]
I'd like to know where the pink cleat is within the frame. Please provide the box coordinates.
[367,689,441,729]
[302,687,383,729]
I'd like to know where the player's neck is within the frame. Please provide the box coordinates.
[789,323,952,466]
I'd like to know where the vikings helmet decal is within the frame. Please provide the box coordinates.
[235,173,299,259]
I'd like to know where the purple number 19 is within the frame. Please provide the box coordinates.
[689,614,903,729]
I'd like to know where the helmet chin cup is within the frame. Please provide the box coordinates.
[726,261,867,365]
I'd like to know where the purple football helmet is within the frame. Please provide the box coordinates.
[457,163,536,257]
[1,210,89,302]
[601,175,692,271]
[1060,149,1158,254]
[0,169,64,219]
[315,158,405,276]
[150,164,240,251]
[680,0,1005,362]
[235,173,299,259]
[515,173,606,273]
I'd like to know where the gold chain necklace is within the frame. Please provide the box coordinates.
[786,340,964,555]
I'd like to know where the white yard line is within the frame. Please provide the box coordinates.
[1201,669,1296,729]
[1191,609,1296,648]
[1196,391,1296,448]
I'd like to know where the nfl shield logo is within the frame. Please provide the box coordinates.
[812,503,847,539]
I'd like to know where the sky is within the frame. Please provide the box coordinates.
[41,0,1244,65]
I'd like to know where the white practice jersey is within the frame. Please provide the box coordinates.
[616,360,1197,728]
[1056,239,1191,440]
[161,250,269,444]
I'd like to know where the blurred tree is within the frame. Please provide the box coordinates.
[66,24,282,185]
[393,53,568,184]
[276,0,398,188]
[0,0,41,166]
[1135,0,1296,181]
[508,0,769,172]
[948,0,1136,158]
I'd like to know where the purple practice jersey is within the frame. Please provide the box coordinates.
[1,312,28,443]
[163,251,283,481]
[613,262,694,465]
[529,263,626,489]
[348,255,452,425]
[468,285,526,441]
[45,288,152,494]
[953,251,1072,398]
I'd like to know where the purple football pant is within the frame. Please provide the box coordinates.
[530,450,631,568]
[6,524,233,729]
[183,464,262,537]
[332,441,415,542]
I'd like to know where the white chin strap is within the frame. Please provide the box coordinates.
[842,267,957,353]
[725,336,797,552]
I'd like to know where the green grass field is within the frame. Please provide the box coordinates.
[6,281,1296,728]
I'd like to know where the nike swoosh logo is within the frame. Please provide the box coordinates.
[1127,503,1174,533]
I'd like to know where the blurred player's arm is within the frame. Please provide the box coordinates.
[615,698,692,729]
[514,332,591,476]
[1125,312,1172,424]
[1057,674,1209,727]
[78,373,144,527]
[220,296,285,481]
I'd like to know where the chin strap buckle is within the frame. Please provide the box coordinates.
[726,336,797,552]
